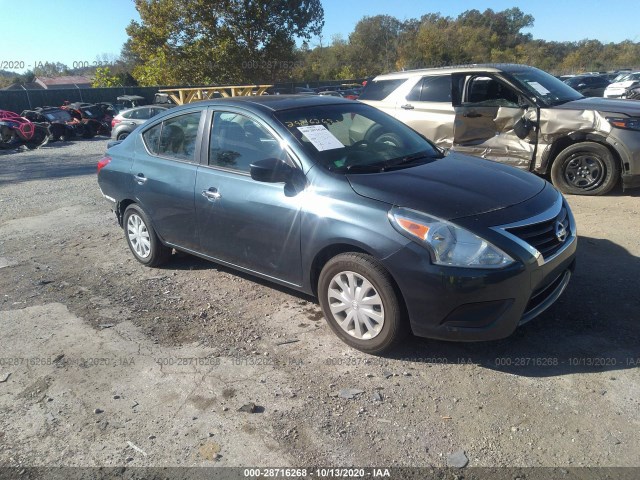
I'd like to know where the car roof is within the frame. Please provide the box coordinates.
[166,95,352,115]
[372,63,539,80]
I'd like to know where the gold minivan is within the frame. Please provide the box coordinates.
[359,64,640,196]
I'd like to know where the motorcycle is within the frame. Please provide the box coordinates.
[0,110,49,150]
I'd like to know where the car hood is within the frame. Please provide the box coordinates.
[554,97,640,115]
[346,153,546,220]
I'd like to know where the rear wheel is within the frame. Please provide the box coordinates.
[117,132,129,141]
[318,253,408,354]
[123,205,171,267]
[550,142,619,195]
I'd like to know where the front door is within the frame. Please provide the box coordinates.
[451,73,538,170]
[194,109,304,286]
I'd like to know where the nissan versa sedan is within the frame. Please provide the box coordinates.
[97,96,576,353]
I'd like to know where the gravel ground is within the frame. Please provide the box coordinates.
[0,139,639,473]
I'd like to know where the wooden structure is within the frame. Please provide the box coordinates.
[158,85,273,105]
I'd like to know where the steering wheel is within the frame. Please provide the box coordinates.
[343,140,371,167]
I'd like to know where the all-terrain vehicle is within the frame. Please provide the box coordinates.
[21,107,88,141]
[0,110,49,150]
[62,102,112,136]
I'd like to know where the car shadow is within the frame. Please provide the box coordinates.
[388,235,640,377]
[158,236,638,378]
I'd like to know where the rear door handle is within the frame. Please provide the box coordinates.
[133,173,147,185]
[463,112,482,118]
[202,187,221,201]
[400,104,414,110]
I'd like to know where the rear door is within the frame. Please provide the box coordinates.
[451,73,538,170]
[132,109,204,250]
[392,74,455,148]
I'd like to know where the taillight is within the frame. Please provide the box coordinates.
[97,156,111,173]
[111,118,121,128]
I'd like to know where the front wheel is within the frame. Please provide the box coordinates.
[550,142,619,195]
[123,205,171,267]
[318,253,408,354]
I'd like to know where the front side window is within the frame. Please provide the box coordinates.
[209,112,288,173]
[464,76,519,107]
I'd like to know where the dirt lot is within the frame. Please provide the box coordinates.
[0,139,639,472]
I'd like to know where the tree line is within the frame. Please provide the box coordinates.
[2,3,639,89]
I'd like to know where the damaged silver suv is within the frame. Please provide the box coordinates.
[359,64,640,195]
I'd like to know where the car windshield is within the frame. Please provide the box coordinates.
[275,103,442,173]
[565,77,587,87]
[508,68,583,106]
[44,110,73,122]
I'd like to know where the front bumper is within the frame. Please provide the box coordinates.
[383,198,577,341]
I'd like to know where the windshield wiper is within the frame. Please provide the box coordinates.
[342,151,439,174]
[384,152,439,169]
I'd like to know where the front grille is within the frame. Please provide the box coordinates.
[506,206,570,260]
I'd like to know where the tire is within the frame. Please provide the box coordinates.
[25,128,49,150]
[117,132,129,141]
[122,205,171,267]
[550,142,619,196]
[318,253,408,354]
[82,124,96,139]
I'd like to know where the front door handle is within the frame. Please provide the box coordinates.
[463,112,482,118]
[133,173,147,185]
[400,104,414,110]
[202,188,221,201]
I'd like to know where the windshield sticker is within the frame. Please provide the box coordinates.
[527,81,551,95]
[297,125,345,151]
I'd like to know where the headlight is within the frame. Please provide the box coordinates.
[389,207,515,268]
[607,117,640,131]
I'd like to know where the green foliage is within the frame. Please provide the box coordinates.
[296,8,640,79]
[121,5,640,85]
[127,0,324,86]
[92,67,122,87]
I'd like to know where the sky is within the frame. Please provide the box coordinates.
[1,0,638,74]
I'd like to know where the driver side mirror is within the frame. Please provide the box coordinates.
[250,158,295,183]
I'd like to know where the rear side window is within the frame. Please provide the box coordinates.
[406,75,451,102]
[143,123,161,154]
[157,112,201,161]
[126,108,151,120]
[143,111,202,161]
[358,79,405,101]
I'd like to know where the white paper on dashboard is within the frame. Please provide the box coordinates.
[527,81,550,95]
[297,125,344,151]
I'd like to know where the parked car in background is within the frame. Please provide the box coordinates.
[359,64,640,195]
[603,71,640,98]
[563,75,610,97]
[62,102,112,136]
[21,107,92,140]
[110,106,170,140]
[117,95,147,109]
[97,95,577,353]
